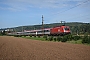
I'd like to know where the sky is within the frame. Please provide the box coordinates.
[0,0,90,28]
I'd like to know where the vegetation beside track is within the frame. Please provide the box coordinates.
[1,30,89,45]
[13,34,90,45]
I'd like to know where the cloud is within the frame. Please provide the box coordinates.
[0,0,86,11]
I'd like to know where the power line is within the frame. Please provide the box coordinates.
[59,0,90,13]
[66,14,90,20]
[47,0,90,18]
[44,0,90,24]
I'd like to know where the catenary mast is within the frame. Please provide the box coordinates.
[42,15,44,35]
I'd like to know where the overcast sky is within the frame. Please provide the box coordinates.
[0,0,90,28]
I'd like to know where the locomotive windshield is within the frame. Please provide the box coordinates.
[64,27,69,30]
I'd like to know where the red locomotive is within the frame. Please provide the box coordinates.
[50,26,70,35]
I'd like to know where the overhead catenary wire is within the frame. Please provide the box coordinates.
[46,0,90,19]
[45,0,90,23]
[59,0,90,13]
[53,0,90,16]
[66,14,90,20]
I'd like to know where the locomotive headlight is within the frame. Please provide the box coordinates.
[64,28,65,32]
[58,29,60,32]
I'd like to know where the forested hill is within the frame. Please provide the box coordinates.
[1,22,90,35]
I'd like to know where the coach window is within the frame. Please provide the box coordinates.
[37,31,42,33]
[44,30,50,32]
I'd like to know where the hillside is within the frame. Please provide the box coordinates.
[0,22,90,35]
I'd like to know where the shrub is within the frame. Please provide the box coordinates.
[0,30,6,36]
[82,35,88,44]
[48,36,53,41]
[43,35,48,40]
[24,35,26,37]
[57,36,62,42]
[88,36,90,44]
[73,36,81,41]
[67,34,73,41]
[30,35,32,37]
[34,35,36,37]
[61,36,68,42]
[0,32,1,35]
[43,35,46,38]
[54,38,57,41]
[61,34,73,41]
[38,35,40,38]
[19,35,22,37]
[14,35,19,37]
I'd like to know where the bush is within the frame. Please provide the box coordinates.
[67,34,73,41]
[43,35,46,38]
[30,35,32,37]
[48,36,53,41]
[73,36,81,41]
[82,35,89,44]
[19,35,22,37]
[43,35,48,40]
[0,30,6,36]
[38,35,40,38]
[54,38,57,41]
[0,33,2,36]
[61,35,68,42]
[34,35,36,37]
[88,36,90,44]
[57,36,62,42]
[14,35,19,37]
[24,35,26,37]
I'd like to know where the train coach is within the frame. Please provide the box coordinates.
[7,25,71,36]
[24,28,51,36]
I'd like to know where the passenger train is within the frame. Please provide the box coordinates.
[8,25,71,36]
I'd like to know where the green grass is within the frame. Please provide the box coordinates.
[22,36,45,41]
[67,40,90,46]
[67,40,82,44]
